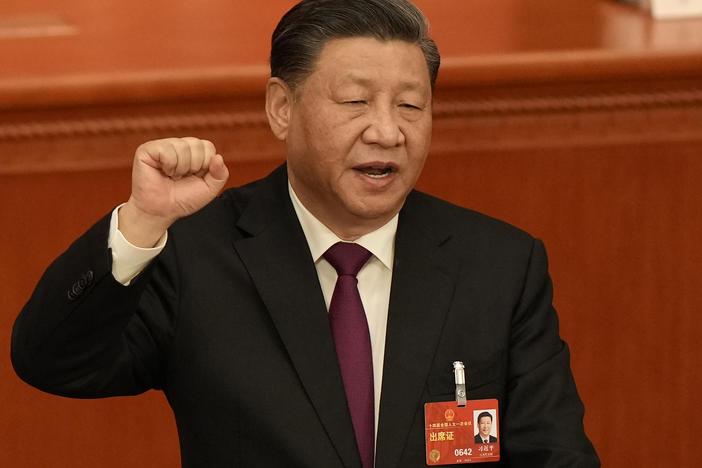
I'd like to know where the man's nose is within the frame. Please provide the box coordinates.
[361,105,405,148]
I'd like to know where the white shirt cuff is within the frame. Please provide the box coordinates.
[108,204,167,285]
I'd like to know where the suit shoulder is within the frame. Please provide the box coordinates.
[170,174,273,237]
[404,190,535,247]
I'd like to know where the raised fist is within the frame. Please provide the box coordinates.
[119,137,229,247]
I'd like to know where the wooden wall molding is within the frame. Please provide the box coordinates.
[2,87,701,142]
[1,84,700,175]
[433,104,702,154]
[434,87,702,116]
[0,109,267,141]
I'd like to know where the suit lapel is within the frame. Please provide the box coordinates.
[232,167,361,468]
[375,192,459,468]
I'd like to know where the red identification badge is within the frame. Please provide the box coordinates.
[424,399,500,465]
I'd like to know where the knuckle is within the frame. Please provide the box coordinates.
[202,139,216,154]
[172,139,189,152]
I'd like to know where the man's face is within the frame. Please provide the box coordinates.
[479,416,492,438]
[284,37,432,239]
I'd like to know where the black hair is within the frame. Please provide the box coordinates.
[270,0,440,90]
[477,411,493,423]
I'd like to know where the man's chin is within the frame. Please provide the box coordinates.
[348,203,400,225]
[347,191,407,219]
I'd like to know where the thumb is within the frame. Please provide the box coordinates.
[204,154,229,191]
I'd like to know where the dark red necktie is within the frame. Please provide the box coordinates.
[324,242,375,468]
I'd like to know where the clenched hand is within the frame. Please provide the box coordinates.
[119,138,229,247]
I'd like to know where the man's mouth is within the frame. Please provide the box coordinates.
[354,164,396,179]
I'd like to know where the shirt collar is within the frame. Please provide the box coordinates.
[288,182,397,270]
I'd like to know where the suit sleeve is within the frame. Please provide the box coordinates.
[11,214,178,398]
[501,238,599,467]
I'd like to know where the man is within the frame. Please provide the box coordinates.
[11,0,599,467]
[474,412,498,444]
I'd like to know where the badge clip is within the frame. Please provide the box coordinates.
[453,361,467,407]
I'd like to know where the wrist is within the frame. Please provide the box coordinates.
[118,199,172,248]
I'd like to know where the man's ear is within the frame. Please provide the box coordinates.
[265,77,294,141]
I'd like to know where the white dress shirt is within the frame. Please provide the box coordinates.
[108,184,397,442]
[108,203,167,285]
[288,184,396,442]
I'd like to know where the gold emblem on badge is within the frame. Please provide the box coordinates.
[444,408,455,421]
[429,449,441,463]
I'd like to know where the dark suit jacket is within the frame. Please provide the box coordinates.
[475,434,498,444]
[12,165,599,467]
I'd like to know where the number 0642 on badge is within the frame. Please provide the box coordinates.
[424,399,500,465]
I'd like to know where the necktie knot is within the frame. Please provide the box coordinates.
[324,242,372,277]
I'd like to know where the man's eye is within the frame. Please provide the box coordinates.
[345,100,367,105]
[400,103,421,110]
